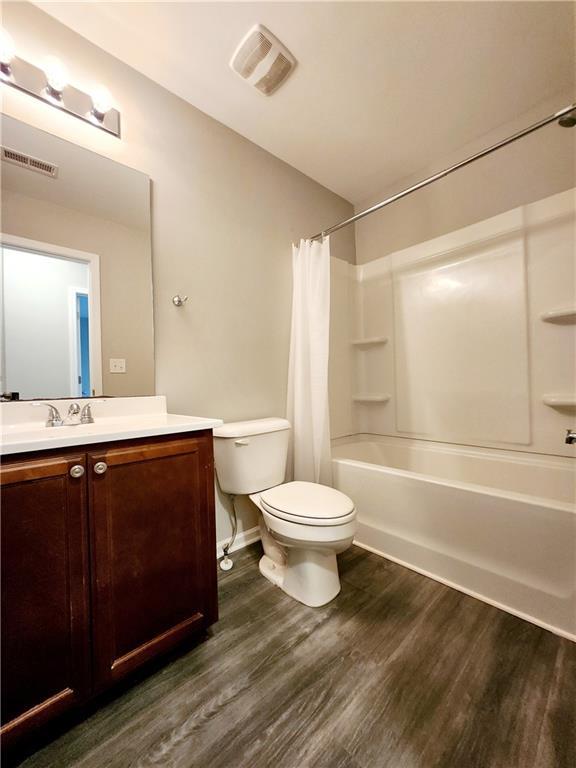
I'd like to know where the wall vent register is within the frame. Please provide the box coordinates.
[1,146,58,178]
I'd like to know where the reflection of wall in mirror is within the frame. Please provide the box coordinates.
[2,247,89,399]
[1,190,155,397]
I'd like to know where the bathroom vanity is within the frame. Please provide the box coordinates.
[1,397,222,746]
[0,116,225,750]
[0,117,225,749]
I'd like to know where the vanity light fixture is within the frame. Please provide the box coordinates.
[43,56,68,101]
[0,29,121,137]
[0,28,15,76]
[89,85,113,124]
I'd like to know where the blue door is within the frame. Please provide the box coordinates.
[76,293,91,397]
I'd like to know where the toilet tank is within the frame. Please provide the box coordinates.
[213,418,290,495]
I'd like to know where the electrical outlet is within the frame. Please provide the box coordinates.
[109,358,126,374]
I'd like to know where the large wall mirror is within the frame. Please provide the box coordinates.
[0,115,154,400]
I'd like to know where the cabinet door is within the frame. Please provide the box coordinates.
[1,454,90,745]
[89,434,217,689]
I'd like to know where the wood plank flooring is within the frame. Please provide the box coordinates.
[11,544,576,768]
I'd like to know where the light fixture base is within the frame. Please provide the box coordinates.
[1,55,120,138]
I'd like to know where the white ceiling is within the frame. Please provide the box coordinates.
[33,1,575,205]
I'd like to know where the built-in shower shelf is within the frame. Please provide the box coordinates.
[542,395,576,408]
[352,393,391,404]
[351,336,389,347]
[540,307,576,323]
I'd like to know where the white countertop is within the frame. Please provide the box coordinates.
[0,396,223,455]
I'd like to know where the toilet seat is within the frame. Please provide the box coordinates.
[260,481,356,527]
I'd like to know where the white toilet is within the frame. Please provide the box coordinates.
[213,418,357,607]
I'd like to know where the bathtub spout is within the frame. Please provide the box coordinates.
[565,430,576,445]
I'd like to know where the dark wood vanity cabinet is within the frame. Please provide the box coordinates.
[1,453,91,744]
[89,436,217,689]
[1,431,218,747]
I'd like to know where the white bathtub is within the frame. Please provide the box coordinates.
[332,436,576,640]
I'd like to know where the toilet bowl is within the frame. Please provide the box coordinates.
[251,481,356,607]
[212,418,357,607]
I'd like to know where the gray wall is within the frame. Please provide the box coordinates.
[355,95,576,263]
[2,2,355,542]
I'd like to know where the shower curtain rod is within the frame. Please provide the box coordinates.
[310,102,576,241]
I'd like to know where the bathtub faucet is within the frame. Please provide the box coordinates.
[565,429,576,444]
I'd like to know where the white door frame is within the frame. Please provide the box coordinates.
[0,233,103,396]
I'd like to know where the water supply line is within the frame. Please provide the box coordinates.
[219,493,238,571]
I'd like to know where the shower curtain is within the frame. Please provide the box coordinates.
[287,237,332,485]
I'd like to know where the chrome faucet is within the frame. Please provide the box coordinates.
[65,403,98,425]
[33,400,104,427]
[566,429,576,445]
[34,403,64,427]
[80,403,94,424]
[66,403,82,425]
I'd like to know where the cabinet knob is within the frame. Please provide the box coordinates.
[69,464,85,479]
[94,461,108,475]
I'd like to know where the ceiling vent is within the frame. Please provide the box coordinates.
[230,24,296,96]
[1,146,58,178]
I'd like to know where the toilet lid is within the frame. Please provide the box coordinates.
[260,481,355,524]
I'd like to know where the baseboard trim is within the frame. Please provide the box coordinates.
[216,525,261,559]
[353,537,576,643]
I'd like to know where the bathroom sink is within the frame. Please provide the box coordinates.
[0,396,223,455]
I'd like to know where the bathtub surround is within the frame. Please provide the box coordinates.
[329,256,358,440]
[287,238,332,485]
[330,188,576,458]
[2,2,355,545]
[329,187,576,639]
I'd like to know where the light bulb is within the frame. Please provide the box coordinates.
[0,28,15,68]
[43,56,68,95]
[90,85,113,119]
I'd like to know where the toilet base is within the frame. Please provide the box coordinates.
[259,548,341,608]
[259,554,285,588]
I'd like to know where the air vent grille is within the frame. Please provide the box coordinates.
[234,31,272,78]
[255,53,293,95]
[1,146,58,178]
[230,24,296,96]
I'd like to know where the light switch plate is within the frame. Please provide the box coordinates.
[109,358,126,374]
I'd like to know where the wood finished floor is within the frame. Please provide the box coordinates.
[14,544,576,768]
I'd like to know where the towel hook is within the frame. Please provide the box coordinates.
[172,294,188,307]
